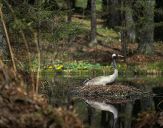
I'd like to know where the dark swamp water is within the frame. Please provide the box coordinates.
[40,72,163,128]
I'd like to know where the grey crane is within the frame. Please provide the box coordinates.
[84,53,124,86]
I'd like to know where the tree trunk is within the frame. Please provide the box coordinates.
[136,0,155,54]
[120,0,127,61]
[102,0,109,11]
[121,31,127,62]
[71,0,76,9]
[154,0,163,41]
[86,0,91,10]
[90,0,97,46]
[106,0,121,28]
[66,0,76,22]
[125,1,135,43]
[67,0,72,22]
[121,0,135,60]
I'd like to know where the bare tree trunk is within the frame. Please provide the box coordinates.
[90,0,97,46]
[86,0,91,10]
[120,0,127,61]
[66,0,76,22]
[102,0,109,11]
[154,0,163,41]
[67,0,72,22]
[125,1,135,43]
[121,31,127,62]
[71,0,76,9]
[121,0,135,60]
[136,0,155,54]
[105,0,121,28]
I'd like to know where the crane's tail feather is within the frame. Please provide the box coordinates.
[83,78,90,84]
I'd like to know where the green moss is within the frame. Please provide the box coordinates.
[97,28,119,38]
[73,18,90,30]
[76,0,87,8]
[73,17,120,43]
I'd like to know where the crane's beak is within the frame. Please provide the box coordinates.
[117,54,124,58]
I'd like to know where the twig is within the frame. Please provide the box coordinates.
[20,30,31,68]
[0,6,17,76]
[2,1,35,93]
[2,1,31,68]
[34,32,41,94]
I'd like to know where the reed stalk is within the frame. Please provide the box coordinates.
[0,6,17,76]
[34,32,41,94]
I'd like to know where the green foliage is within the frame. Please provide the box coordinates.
[145,61,163,71]
[76,0,87,8]
[45,64,64,72]
[11,18,31,31]
[127,61,163,75]
[42,60,128,74]
[53,22,85,42]
[76,0,102,11]
[5,1,85,43]
[117,63,127,72]
[42,60,103,73]
[64,61,101,71]
[10,3,54,30]
[2,0,162,76]
[16,58,40,72]
[97,27,120,42]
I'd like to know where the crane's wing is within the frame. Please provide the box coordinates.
[84,76,108,86]
[83,78,91,84]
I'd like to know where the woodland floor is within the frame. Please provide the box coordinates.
[13,35,163,72]
[67,36,163,64]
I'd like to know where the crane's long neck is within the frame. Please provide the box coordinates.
[112,58,118,78]
[112,58,117,69]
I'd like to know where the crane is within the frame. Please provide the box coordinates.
[84,53,124,86]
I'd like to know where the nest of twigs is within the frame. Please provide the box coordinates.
[73,84,152,104]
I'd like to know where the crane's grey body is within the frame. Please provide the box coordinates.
[84,53,122,86]
[84,69,118,86]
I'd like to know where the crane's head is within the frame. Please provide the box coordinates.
[112,53,124,59]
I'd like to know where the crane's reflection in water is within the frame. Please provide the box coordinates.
[85,100,118,128]
[74,97,155,128]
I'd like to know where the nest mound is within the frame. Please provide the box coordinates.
[74,84,152,104]
[0,63,82,128]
